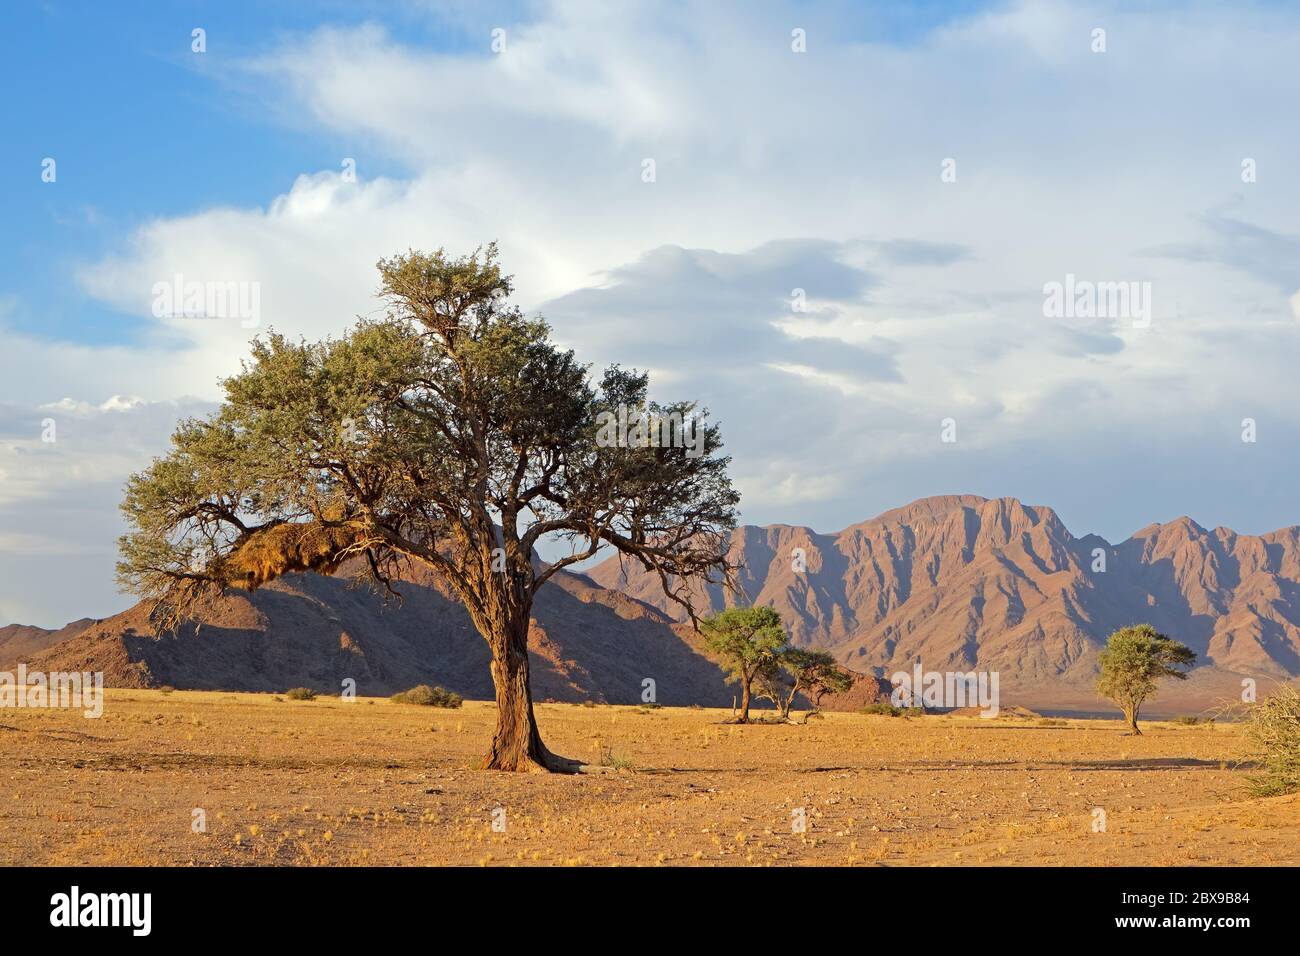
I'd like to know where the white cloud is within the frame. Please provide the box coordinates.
[0,397,216,626]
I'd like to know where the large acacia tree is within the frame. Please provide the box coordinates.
[118,245,739,772]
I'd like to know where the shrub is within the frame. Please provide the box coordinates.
[285,687,317,701]
[158,686,175,695]
[1245,685,1300,797]
[390,684,463,708]
[861,702,902,717]
[1174,715,1211,726]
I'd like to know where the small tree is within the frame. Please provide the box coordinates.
[756,648,850,721]
[1096,624,1196,735]
[799,651,854,713]
[117,245,739,772]
[755,657,794,720]
[702,607,785,723]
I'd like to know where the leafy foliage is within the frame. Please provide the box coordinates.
[391,684,463,708]
[1096,624,1196,734]
[702,607,785,677]
[756,647,852,720]
[702,607,853,721]
[701,607,785,722]
[118,244,740,632]
[787,648,854,710]
[861,702,904,717]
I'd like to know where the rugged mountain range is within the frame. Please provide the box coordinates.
[9,494,1297,713]
[590,495,1300,705]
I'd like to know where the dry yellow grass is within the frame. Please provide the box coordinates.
[1,690,1295,866]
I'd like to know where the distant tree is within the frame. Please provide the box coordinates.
[1096,624,1196,735]
[702,607,785,723]
[756,647,852,721]
[755,656,794,720]
[799,651,855,712]
[117,244,739,772]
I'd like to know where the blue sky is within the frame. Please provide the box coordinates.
[2,0,994,347]
[1,1,480,345]
[3,0,1300,626]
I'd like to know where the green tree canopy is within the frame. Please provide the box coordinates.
[701,606,786,723]
[756,647,854,721]
[788,648,854,712]
[1096,624,1196,735]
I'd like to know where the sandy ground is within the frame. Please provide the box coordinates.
[0,690,1295,866]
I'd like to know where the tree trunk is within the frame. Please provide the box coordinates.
[479,613,578,772]
[1124,704,1142,736]
[782,682,803,723]
[738,678,752,723]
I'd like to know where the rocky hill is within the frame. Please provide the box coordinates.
[14,562,741,705]
[0,618,94,669]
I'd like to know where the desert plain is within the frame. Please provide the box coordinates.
[1,689,1295,867]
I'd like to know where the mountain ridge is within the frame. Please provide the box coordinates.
[6,495,1298,712]
[589,495,1300,697]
